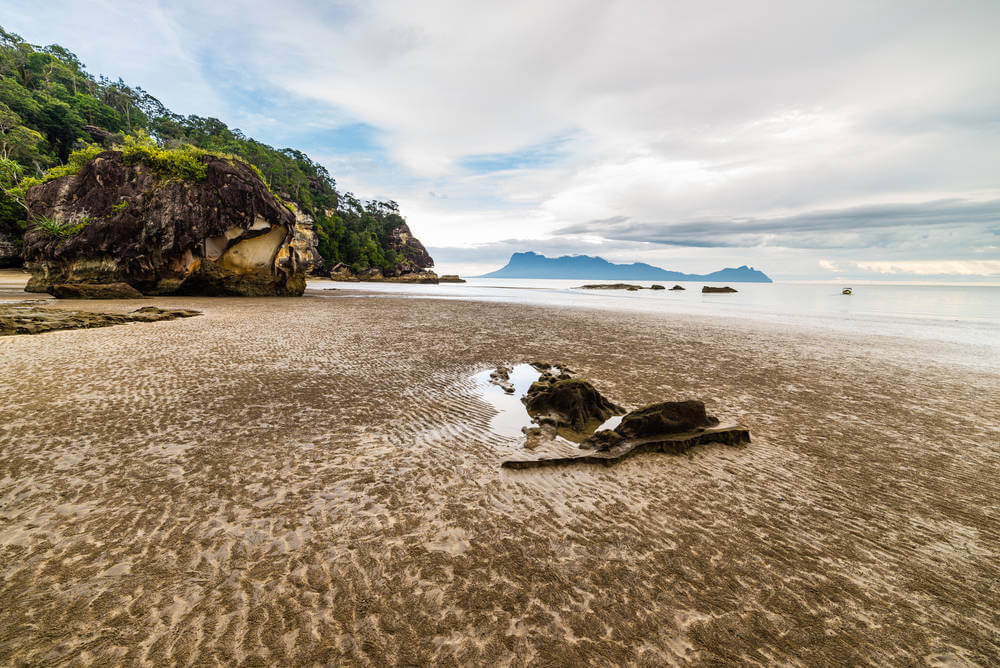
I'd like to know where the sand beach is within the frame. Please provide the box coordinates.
[1,271,998,665]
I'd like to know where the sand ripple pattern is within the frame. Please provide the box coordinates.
[1,292,998,665]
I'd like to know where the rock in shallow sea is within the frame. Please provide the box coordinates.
[579,283,644,290]
[702,286,738,293]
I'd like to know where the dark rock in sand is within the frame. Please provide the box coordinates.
[488,365,516,394]
[130,306,201,319]
[615,400,719,440]
[50,282,144,300]
[522,424,558,450]
[583,429,625,450]
[524,377,623,432]
[503,423,750,469]
[670,285,685,291]
[650,284,665,290]
[0,303,201,336]
[702,286,738,293]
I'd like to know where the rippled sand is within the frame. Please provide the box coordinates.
[1,275,998,665]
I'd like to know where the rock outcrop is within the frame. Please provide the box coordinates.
[326,267,450,284]
[293,207,324,275]
[23,150,316,297]
[524,375,623,432]
[386,223,434,276]
[614,400,719,440]
[1,302,201,336]
[670,285,685,290]
[702,286,738,293]
[579,283,644,290]
[489,365,516,394]
[503,424,750,469]
[650,284,665,290]
[50,282,144,299]
[581,399,724,452]
[328,263,359,281]
[506,397,749,469]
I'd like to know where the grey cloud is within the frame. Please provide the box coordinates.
[556,199,1000,251]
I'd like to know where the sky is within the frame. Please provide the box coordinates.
[4,0,1000,280]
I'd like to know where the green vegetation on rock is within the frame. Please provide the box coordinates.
[32,213,93,237]
[0,25,421,272]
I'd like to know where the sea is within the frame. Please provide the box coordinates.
[309,278,1000,371]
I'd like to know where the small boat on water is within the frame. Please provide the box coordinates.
[842,287,853,295]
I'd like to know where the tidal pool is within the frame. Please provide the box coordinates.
[471,363,543,438]
[472,363,627,441]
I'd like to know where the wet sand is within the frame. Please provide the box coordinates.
[1,272,998,665]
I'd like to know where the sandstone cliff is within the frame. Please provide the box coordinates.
[23,150,316,297]
[386,223,434,276]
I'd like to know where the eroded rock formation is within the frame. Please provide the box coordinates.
[387,223,433,276]
[1,303,201,336]
[23,150,316,297]
[702,286,738,293]
[615,400,720,439]
[50,282,143,299]
[497,367,750,469]
[523,374,623,431]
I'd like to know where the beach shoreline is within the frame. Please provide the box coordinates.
[1,271,998,664]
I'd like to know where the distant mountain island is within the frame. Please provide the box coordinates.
[477,252,773,282]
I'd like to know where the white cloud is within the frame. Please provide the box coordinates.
[853,260,1000,276]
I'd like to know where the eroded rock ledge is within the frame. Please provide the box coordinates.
[0,303,201,336]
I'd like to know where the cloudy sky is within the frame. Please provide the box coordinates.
[6,1,1000,280]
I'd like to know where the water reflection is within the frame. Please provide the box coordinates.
[471,364,541,438]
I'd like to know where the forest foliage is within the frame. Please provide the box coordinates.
[0,26,416,271]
